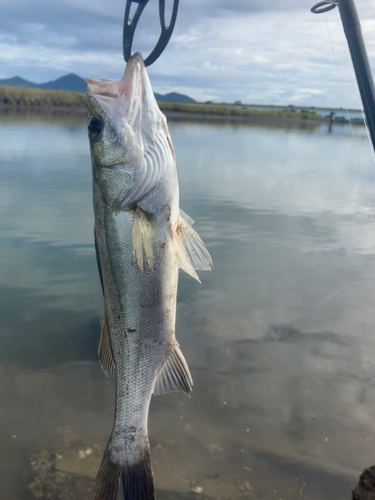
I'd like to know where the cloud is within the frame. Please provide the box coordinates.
[0,0,375,106]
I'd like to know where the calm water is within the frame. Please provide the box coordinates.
[1,110,375,499]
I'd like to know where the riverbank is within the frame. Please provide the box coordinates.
[0,85,86,109]
[0,85,323,123]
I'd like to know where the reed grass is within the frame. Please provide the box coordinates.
[157,101,322,120]
[0,86,86,108]
[0,85,322,121]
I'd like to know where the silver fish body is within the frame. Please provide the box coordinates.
[86,53,212,500]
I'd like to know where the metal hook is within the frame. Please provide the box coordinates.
[311,0,338,14]
[123,0,180,67]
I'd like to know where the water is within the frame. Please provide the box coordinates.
[1,110,375,499]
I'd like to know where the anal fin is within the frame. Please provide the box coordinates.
[153,344,193,397]
[98,313,115,379]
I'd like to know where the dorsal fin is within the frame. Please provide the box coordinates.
[153,344,193,397]
[98,313,115,379]
[94,230,104,294]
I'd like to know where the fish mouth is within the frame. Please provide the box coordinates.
[119,52,145,97]
[85,51,161,136]
[87,53,171,210]
[86,53,147,118]
[86,52,144,96]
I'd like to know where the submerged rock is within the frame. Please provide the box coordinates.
[353,466,375,500]
[29,451,92,500]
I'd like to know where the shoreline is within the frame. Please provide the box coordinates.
[0,86,364,125]
[0,103,324,125]
[162,110,323,125]
[0,103,362,126]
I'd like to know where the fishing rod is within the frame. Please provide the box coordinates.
[123,0,180,66]
[311,0,375,151]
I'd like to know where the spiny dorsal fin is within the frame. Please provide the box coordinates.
[94,230,104,294]
[176,213,213,272]
[153,344,193,397]
[98,313,115,379]
[132,207,155,272]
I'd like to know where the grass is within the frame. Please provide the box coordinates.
[0,85,323,121]
[0,86,86,108]
[157,101,322,120]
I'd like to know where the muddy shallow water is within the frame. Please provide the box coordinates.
[1,111,375,499]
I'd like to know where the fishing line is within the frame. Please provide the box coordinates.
[323,9,375,231]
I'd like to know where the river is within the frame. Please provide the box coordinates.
[0,110,375,499]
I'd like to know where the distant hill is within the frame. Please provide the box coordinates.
[154,92,196,103]
[0,74,86,93]
[0,76,39,88]
[38,74,87,93]
[0,75,196,102]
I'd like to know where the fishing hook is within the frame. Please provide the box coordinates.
[311,0,338,14]
[123,0,180,67]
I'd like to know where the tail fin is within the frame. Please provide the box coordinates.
[92,445,156,500]
[120,448,155,499]
[91,447,119,500]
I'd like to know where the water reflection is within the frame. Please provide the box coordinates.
[1,110,375,499]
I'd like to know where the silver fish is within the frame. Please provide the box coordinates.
[86,53,212,500]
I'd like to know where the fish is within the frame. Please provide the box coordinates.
[85,52,212,500]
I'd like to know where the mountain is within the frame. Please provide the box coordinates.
[38,73,87,93]
[0,74,86,93]
[154,92,196,103]
[0,75,197,102]
[0,76,39,88]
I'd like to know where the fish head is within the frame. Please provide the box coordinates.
[86,52,175,212]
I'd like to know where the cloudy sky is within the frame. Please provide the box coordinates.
[1,0,375,107]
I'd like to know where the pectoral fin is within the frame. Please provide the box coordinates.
[132,207,155,271]
[98,313,115,379]
[153,344,193,397]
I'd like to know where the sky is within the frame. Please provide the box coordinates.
[1,0,375,107]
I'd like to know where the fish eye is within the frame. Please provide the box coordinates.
[88,117,103,137]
